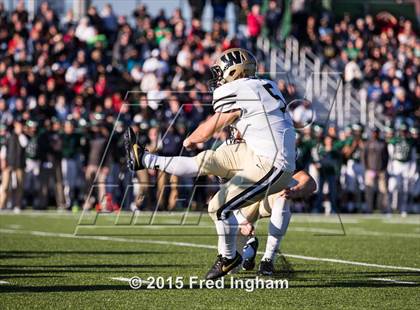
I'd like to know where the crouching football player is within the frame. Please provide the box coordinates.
[236,170,316,276]
[125,48,296,280]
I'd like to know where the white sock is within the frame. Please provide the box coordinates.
[142,153,199,177]
[215,214,239,259]
[262,197,291,261]
[234,210,250,259]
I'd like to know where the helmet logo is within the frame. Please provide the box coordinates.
[220,51,243,68]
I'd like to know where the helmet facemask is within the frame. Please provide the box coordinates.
[208,65,224,91]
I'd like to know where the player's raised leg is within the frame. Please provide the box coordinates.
[124,126,200,177]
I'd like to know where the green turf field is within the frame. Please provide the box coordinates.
[0,211,419,309]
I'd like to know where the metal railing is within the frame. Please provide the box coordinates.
[258,36,385,130]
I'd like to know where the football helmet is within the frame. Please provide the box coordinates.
[209,48,257,90]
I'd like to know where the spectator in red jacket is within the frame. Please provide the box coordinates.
[247,4,263,53]
[1,67,20,98]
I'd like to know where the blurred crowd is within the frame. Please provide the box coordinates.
[293,8,420,127]
[0,0,418,214]
[295,123,419,215]
[290,4,419,214]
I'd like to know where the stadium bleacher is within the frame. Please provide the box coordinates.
[0,0,418,214]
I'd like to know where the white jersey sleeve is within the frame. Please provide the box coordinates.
[212,80,259,113]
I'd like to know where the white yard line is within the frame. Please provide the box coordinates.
[288,227,345,234]
[75,225,215,229]
[110,277,133,282]
[282,253,420,272]
[74,225,420,239]
[381,220,420,225]
[287,227,420,239]
[1,228,420,273]
[5,224,22,229]
[0,229,217,250]
[349,228,420,239]
[110,277,153,284]
[0,280,10,284]
[369,278,417,285]
[291,217,360,224]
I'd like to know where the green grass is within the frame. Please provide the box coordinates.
[0,212,419,309]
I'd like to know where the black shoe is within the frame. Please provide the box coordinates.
[205,252,242,280]
[242,237,259,271]
[258,258,275,276]
[124,127,145,171]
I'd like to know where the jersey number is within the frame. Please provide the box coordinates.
[263,83,281,100]
[263,83,287,109]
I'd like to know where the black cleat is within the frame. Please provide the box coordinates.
[124,127,145,171]
[242,237,259,271]
[258,258,275,276]
[205,252,242,280]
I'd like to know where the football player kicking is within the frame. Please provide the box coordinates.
[236,170,316,276]
[125,48,296,280]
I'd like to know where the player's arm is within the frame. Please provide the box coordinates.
[183,110,241,148]
[279,170,317,200]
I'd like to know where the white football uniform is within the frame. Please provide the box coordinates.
[194,77,295,221]
[212,77,296,172]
